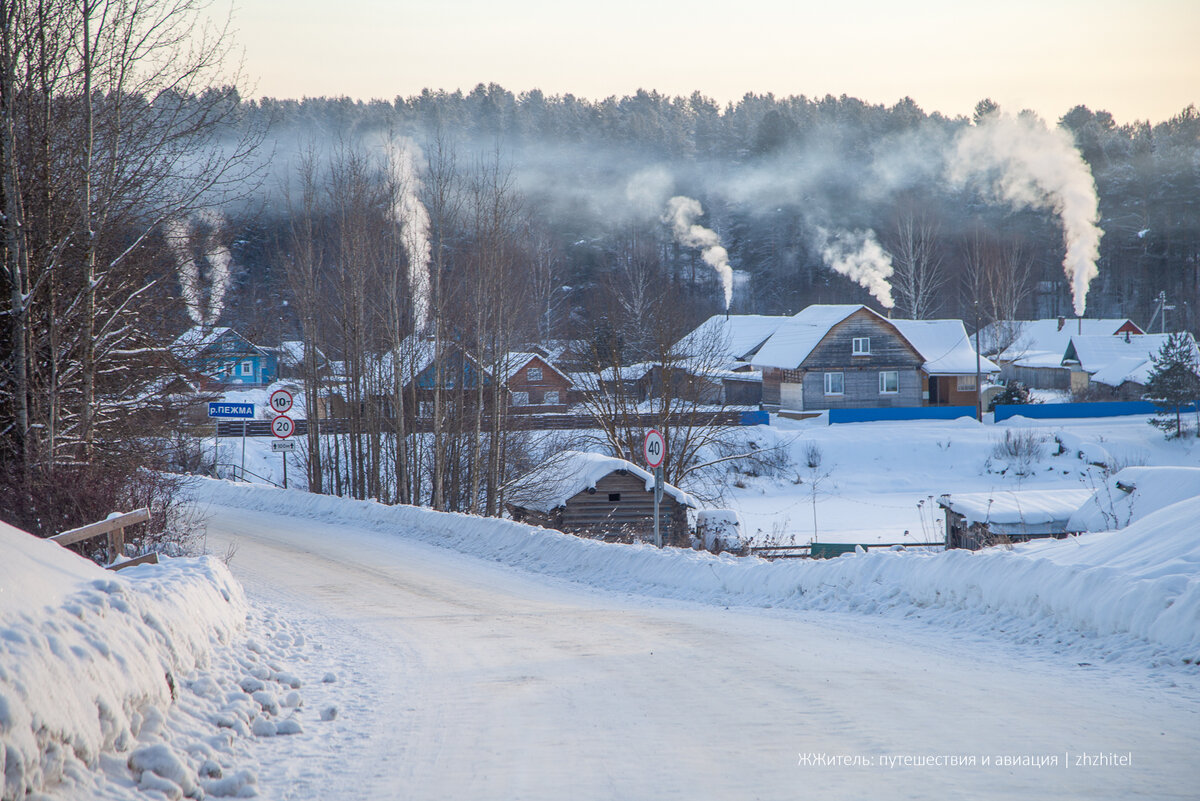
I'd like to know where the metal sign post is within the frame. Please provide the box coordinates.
[208,403,255,479]
[643,429,666,548]
[269,390,295,489]
[272,413,295,489]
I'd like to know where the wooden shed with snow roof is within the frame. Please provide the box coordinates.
[938,488,1093,550]
[505,451,696,545]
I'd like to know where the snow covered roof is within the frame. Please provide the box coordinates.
[1065,333,1195,388]
[500,352,572,385]
[891,319,999,375]
[938,489,1093,527]
[750,305,869,369]
[505,450,697,512]
[981,319,1141,369]
[172,325,233,355]
[673,314,791,362]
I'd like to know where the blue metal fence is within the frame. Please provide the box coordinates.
[828,405,976,424]
[992,401,1196,422]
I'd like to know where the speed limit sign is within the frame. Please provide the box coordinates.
[643,429,665,468]
[269,388,293,414]
[271,414,295,439]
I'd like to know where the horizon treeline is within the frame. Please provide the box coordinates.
[211,85,1199,346]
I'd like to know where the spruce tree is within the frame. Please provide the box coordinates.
[1144,333,1200,438]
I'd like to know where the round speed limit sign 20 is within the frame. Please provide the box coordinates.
[271,414,295,439]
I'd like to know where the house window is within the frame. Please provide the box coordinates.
[527,367,543,382]
[608,493,621,502]
[512,391,529,406]
[879,371,899,394]
[544,390,560,405]
[823,372,844,395]
[852,337,871,355]
[957,375,976,391]
[240,360,254,376]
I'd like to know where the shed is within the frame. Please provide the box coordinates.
[938,489,1093,550]
[505,451,696,545]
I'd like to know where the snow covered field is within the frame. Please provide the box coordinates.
[5,409,1199,799]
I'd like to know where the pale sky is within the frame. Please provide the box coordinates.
[217,0,1199,123]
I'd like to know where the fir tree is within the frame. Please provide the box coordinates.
[1144,333,1200,438]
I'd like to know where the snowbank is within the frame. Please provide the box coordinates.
[1069,466,1200,532]
[194,479,1200,664]
[0,521,246,799]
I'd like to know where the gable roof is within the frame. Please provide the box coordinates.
[1064,333,1196,387]
[673,314,792,363]
[172,326,269,359]
[749,305,871,369]
[891,319,999,375]
[505,450,697,512]
[981,318,1143,368]
[500,352,573,385]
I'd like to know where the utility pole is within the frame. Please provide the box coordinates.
[974,300,983,421]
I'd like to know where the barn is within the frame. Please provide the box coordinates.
[505,451,696,545]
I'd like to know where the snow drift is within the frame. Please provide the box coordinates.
[194,479,1200,663]
[0,521,246,800]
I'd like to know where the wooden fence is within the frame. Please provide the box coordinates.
[750,541,943,560]
[50,507,159,570]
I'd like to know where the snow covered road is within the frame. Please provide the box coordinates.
[205,504,1200,800]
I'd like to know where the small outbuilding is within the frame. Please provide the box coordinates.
[938,489,1093,550]
[505,450,696,545]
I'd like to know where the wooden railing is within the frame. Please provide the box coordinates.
[50,507,159,570]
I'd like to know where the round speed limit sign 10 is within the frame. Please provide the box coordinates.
[269,388,293,414]
[272,414,295,439]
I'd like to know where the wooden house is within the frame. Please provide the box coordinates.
[171,326,277,387]
[505,451,696,545]
[501,352,574,412]
[979,317,1144,390]
[938,489,1093,550]
[750,305,997,412]
[669,314,791,406]
[1062,332,1197,399]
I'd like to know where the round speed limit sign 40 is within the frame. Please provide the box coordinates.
[272,414,295,439]
[643,429,665,468]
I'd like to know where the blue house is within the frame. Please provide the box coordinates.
[172,326,277,387]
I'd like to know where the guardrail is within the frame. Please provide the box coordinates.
[217,410,769,437]
[50,508,158,569]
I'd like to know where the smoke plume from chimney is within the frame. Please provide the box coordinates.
[664,196,733,309]
[948,112,1102,316]
[814,226,895,309]
[387,140,432,331]
[169,210,233,327]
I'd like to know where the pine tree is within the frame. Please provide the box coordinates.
[1144,333,1200,438]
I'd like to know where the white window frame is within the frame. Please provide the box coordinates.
[852,337,871,355]
[957,374,976,391]
[526,366,543,382]
[240,360,254,377]
[511,391,529,406]
[823,372,844,396]
[879,370,899,394]
[544,390,560,405]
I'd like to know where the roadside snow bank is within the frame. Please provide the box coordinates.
[1068,465,1200,532]
[0,521,245,800]
[194,479,1200,664]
